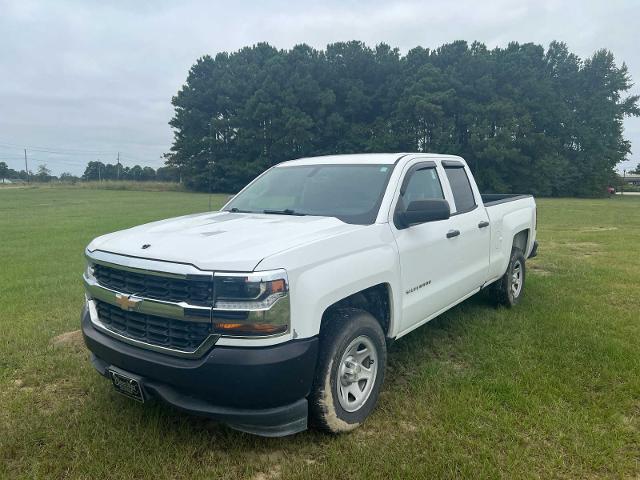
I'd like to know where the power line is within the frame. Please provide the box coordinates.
[118,154,162,164]
[0,140,167,178]
[1,150,160,169]
[24,149,29,183]
[0,141,117,155]
[0,157,85,165]
[0,141,164,164]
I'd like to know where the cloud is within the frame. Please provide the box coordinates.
[0,0,638,174]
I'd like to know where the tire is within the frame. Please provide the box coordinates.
[491,248,526,307]
[309,308,387,433]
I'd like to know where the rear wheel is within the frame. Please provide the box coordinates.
[491,248,526,307]
[309,308,386,433]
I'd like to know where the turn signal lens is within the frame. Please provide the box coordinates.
[212,322,288,336]
[270,278,286,294]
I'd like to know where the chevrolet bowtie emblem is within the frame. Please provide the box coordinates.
[115,293,142,311]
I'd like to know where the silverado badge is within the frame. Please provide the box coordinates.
[115,293,142,311]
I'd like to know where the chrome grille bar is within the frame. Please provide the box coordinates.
[83,275,212,322]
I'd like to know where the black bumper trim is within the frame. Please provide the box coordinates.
[82,306,318,437]
[92,354,307,437]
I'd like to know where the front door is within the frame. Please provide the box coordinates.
[391,161,462,333]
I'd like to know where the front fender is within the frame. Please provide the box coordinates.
[257,224,401,339]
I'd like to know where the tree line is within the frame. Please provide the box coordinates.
[0,161,180,184]
[81,161,179,182]
[166,40,639,196]
[0,162,62,183]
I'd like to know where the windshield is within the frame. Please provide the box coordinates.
[225,164,395,225]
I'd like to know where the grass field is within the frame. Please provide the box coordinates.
[1,188,639,479]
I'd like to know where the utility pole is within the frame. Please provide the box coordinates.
[208,160,213,211]
[24,148,29,183]
[98,160,102,182]
[117,152,121,180]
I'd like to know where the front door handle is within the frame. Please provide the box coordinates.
[446,229,460,239]
[478,220,490,228]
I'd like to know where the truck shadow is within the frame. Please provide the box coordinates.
[383,291,496,390]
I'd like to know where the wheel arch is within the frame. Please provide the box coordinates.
[319,283,394,339]
[512,228,529,254]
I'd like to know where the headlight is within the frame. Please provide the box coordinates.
[213,270,288,310]
[212,270,289,337]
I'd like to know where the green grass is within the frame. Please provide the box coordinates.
[1,189,639,479]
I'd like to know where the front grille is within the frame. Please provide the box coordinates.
[93,264,212,307]
[95,300,212,351]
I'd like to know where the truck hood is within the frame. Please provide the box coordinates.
[87,211,363,271]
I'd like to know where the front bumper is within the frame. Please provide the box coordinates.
[81,306,319,437]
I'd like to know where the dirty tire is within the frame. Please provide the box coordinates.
[309,308,386,433]
[491,248,526,307]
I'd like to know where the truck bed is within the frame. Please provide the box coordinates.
[481,194,533,207]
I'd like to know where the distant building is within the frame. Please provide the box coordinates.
[623,174,640,186]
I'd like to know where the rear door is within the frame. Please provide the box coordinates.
[441,161,491,294]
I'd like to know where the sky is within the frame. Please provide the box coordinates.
[1,0,639,176]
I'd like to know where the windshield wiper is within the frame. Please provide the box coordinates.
[263,208,306,216]
[227,207,254,213]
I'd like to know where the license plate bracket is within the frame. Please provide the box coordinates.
[108,367,145,403]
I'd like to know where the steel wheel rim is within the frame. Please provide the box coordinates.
[511,260,523,298]
[336,335,378,412]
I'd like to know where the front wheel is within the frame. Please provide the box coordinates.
[309,308,386,433]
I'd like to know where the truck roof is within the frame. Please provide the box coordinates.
[280,153,464,167]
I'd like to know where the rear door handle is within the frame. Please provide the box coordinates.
[446,229,460,239]
[478,221,490,228]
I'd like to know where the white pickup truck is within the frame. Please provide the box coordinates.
[82,153,537,436]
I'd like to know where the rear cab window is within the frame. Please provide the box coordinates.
[444,165,476,214]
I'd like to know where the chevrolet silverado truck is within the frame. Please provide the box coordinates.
[81,153,538,436]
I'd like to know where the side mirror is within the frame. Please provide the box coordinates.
[397,199,450,228]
